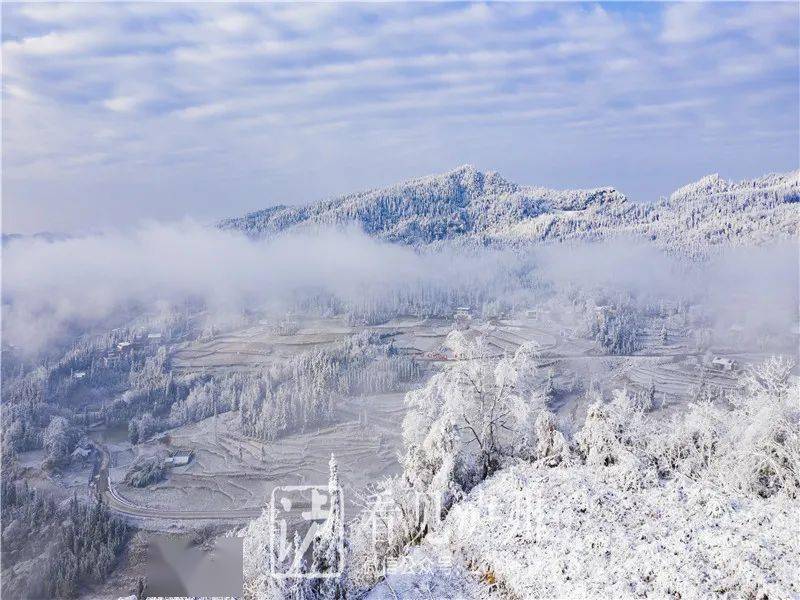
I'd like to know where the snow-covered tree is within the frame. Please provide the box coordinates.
[241,504,286,600]
[576,401,620,467]
[308,454,347,600]
[721,356,799,498]
[43,416,77,468]
[533,411,572,467]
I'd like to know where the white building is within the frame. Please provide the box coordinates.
[164,449,194,467]
[711,357,737,371]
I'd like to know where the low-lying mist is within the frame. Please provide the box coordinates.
[1,222,512,354]
[2,222,797,357]
[537,239,799,341]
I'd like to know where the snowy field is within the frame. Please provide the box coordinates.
[169,317,454,372]
[107,391,406,525]
[105,310,796,527]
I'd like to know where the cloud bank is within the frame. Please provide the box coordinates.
[3,223,796,357]
[2,223,528,353]
[537,239,799,343]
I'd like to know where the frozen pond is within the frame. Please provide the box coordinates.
[88,422,129,445]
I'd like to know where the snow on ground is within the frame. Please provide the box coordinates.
[366,537,496,600]
[115,392,407,521]
[15,448,45,468]
[414,462,800,599]
[169,316,452,372]
[109,311,787,527]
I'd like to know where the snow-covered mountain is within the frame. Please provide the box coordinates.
[219,165,799,250]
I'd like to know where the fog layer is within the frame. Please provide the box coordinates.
[2,222,797,355]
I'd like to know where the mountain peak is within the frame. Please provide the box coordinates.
[450,163,479,174]
[219,166,798,249]
[397,164,517,197]
[669,173,726,201]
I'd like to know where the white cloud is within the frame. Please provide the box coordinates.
[103,95,141,113]
[1,2,797,233]
[4,29,101,56]
[661,3,713,44]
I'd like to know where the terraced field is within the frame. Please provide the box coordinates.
[105,391,406,525]
[100,312,793,527]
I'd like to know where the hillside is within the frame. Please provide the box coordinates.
[362,355,800,600]
[368,461,799,600]
[219,165,799,251]
[219,165,622,245]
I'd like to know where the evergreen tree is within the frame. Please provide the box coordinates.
[309,454,347,599]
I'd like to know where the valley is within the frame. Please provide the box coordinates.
[2,166,797,599]
[26,304,786,532]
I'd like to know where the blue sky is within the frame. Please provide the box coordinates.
[2,2,798,233]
